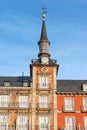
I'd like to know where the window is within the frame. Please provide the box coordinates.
[64,98,74,111]
[19,96,28,108]
[83,84,87,91]
[39,75,49,89]
[65,117,75,130]
[83,98,87,111]
[23,82,29,87]
[4,82,11,87]
[39,95,49,108]
[84,117,87,130]
[39,114,49,130]
[0,95,9,107]
[16,114,28,130]
[0,114,8,130]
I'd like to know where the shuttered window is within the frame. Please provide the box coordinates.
[0,95,9,107]
[83,98,87,111]
[19,96,28,108]
[39,114,49,130]
[0,114,8,130]
[16,114,28,130]
[65,117,75,130]
[64,98,74,111]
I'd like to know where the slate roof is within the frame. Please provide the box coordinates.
[0,76,31,87]
[39,20,48,41]
[57,80,87,92]
[0,76,87,92]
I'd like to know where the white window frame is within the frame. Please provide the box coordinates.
[39,95,49,108]
[64,98,74,111]
[16,114,28,130]
[0,114,8,130]
[39,114,50,130]
[0,95,9,107]
[19,95,29,108]
[83,98,87,111]
[84,117,87,130]
[65,117,75,130]
[39,75,49,89]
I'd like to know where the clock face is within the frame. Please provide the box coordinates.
[41,57,49,64]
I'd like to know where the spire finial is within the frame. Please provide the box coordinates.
[42,7,47,20]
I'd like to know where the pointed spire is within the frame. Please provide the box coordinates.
[38,7,50,61]
[40,20,48,41]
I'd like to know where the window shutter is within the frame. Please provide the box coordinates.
[83,98,87,110]
[84,117,87,128]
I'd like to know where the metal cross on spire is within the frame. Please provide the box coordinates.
[42,7,47,20]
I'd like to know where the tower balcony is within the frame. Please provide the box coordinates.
[37,83,51,91]
[36,125,51,130]
[37,103,53,111]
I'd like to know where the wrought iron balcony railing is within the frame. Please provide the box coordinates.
[37,103,53,110]
[36,125,50,130]
[37,83,50,91]
[62,106,76,112]
[0,102,31,109]
[0,124,29,130]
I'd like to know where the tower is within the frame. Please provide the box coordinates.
[30,10,59,130]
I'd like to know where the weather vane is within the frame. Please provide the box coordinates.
[42,7,47,20]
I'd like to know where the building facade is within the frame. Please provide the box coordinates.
[0,15,87,130]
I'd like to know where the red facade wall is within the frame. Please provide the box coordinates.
[57,95,87,129]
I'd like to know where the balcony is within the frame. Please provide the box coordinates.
[0,124,29,130]
[36,125,50,130]
[37,103,53,111]
[37,83,50,91]
[62,106,76,113]
[0,102,31,109]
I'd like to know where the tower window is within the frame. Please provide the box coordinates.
[39,75,49,89]
[39,114,50,130]
[39,95,49,108]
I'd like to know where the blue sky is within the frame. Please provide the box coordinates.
[0,0,87,79]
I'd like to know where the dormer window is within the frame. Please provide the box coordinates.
[82,84,87,91]
[4,81,11,87]
[23,81,29,87]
